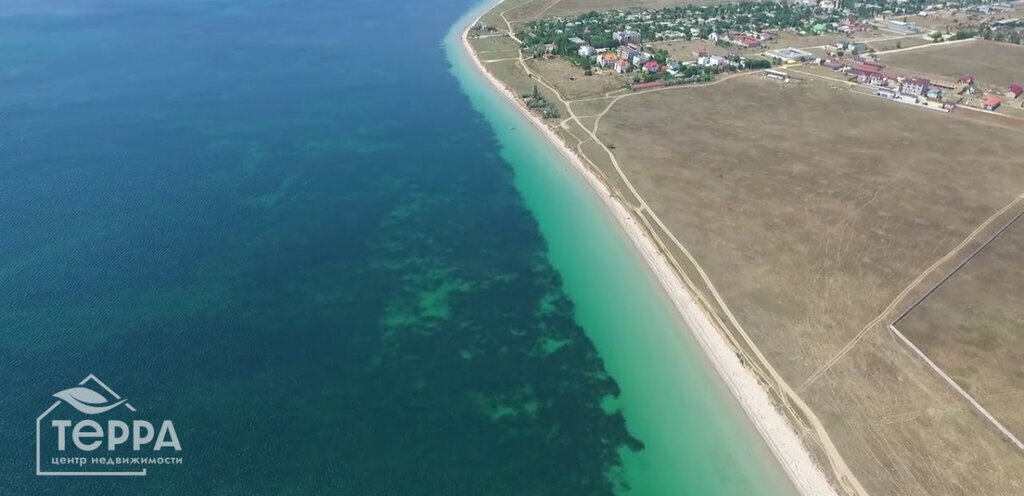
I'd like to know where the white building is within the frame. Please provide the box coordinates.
[578,45,597,57]
[613,30,641,44]
[765,47,815,62]
[698,55,728,67]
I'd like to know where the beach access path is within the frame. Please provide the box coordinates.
[463,2,866,495]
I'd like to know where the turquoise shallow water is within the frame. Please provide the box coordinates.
[446,5,797,495]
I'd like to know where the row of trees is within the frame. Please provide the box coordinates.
[523,85,560,119]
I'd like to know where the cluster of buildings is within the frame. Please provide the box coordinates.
[974,3,1017,14]
[523,0,887,60]
[577,35,749,76]
[587,42,664,74]
[814,57,1023,112]
[765,47,817,63]
[612,29,641,44]
[706,31,773,48]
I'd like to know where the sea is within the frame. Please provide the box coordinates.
[0,0,794,494]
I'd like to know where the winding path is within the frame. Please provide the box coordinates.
[492,4,868,495]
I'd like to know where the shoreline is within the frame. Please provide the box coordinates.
[458,7,838,496]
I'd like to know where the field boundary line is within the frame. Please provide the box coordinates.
[888,324,1024,452]
[801,193,1024,389]
[892,208,1024,326]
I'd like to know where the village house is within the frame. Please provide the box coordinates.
[642,60,661,73]
[821,59,845,70]
[1006,84,1023,99]
[954,75,976,94]
[614,59,631,73]
[613,29,641,44]
[730,33,761,48]
[765,47,815,63]
[697,55,729,67]
[901,77,930,96]
[618,43,641,61]
[834,41,871,55]
[600,52,618,68]
[984,95,1001,110]
[869,73,893,88]
[630,50,651,67]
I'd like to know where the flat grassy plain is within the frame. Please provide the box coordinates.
[880,40,1024,89]
[470,34,521,58]
[867,35,935,52]
[593,75,1024,495]
[649,39,738,60]
[525,58,631,100]
[897,217,1024,440]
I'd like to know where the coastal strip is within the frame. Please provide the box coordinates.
[459,6,839,496]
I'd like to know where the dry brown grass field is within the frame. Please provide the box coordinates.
[649,39,736,59]
[469,34,520,55]
[525,58,631,99]
[896,217,1024,440]
[880,40,1024,89]
[867,35,934,52]
[590,75,1024,495]
[469,1,1024,494]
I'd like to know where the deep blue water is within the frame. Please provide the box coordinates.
[0,0,639,494]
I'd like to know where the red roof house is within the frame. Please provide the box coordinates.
[1008,84,1023,98]
[984,96,1001,110]
[642,60,660,73]
[733,34,760,48]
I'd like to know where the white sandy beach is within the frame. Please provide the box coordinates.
[460,10,840,496]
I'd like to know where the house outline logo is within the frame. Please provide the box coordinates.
[37,374,148,476]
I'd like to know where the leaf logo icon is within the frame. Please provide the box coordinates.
[53,387,128,415]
